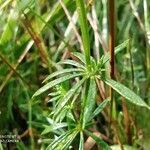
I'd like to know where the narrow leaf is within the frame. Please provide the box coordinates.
[91,98,110,119]
[84,130,111,150]
[54,77,86,117]
[33,73,83,97]
[43,68,82,83]
[58,130,78,150]
[58,59,85,69]
[104,78,150,109]
[72,52,86,64]
[82,78,96,128]
[103,39,130,63]
[46,130,73,150]
[42,123,67,135]
[46,129,78,150]
[48,95,61,102]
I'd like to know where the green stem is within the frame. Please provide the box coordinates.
[76,0,91,70]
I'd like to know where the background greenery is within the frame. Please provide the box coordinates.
[0,0,150,149]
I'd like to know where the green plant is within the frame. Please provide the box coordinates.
[0,0,150,149]
[32,1,149,149]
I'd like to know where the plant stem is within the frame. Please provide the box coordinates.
[28,100,34,150]
[76,0,91,69]
[108,1,124,149]
[108,0,115,122]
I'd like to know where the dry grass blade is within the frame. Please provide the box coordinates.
[60,0,83,51]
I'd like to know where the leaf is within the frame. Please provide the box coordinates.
[79,132,84,150]
[91,98,110,119]
[57,130,78,150]
[46,130,73,150]
[72,52,94,64]
[42,123,67,135]
[46,129,78,150]
[82,77,96,129]
[43,68,82,83]
[58,59,85,69]
[84,130,111,150]
[103,39,130,63]
[32,73,83,97]
[48,91,61,96]
[72,52,86,64]
[54,106,70,123]
[54,77,86,117]
[48,95,61,102]
[104,78,150,109]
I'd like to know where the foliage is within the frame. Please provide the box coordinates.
[0,0,150,150]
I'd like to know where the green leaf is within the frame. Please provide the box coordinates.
[76,0,91,67]
[43,68,83,83]
[48,91,61,96]
[46,130,73,150]
[46,129,78,150]
[48,95,61,102]
[54,77,86,117]
[42,123,67,135]
[54,106,70,123]
[33,73,83,97]
[82,78,96,128]
[72,52,86,64]
[84,130,111,150]
[57,130,78,150]
[115,39,129,52]
[103,39,130,63]
[79,132,84,150]
[104,78,150,109]
[58,59,85,69]
[91,98,110,119]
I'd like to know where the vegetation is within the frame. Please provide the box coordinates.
[0,0,150,149]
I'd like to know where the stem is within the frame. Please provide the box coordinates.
[76,0,91,69]
[108,0,115,122]
[28,100,34,150]
[108,1,124,149]
[143,0,150,87]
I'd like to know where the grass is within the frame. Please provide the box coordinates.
[0,0,150,150]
